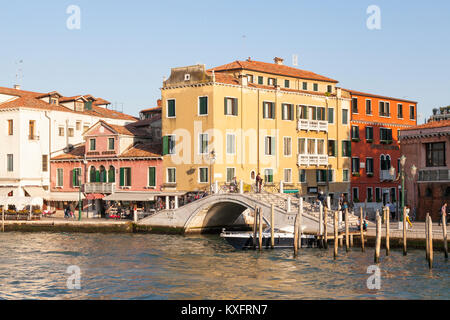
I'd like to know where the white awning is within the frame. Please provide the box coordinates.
[103,193,155,202]
[44,192,85,202]
[23,187,47,198]
[0,188,16,197]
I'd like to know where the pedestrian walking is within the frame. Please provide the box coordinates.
[405,205,413,229]
[439,202,448,226]
[255,173,263,193]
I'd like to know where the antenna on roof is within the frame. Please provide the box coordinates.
[121,103,124,113]
[292,54,298,66]
[14,59,24,89]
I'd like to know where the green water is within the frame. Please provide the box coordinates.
[0,232,448,299]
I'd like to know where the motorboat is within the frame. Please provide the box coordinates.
[220,226,318,250]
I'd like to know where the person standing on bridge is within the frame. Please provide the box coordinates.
[439,202,448,226]
[256,173,262,193]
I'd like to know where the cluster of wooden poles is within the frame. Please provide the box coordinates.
[251,200,448,270]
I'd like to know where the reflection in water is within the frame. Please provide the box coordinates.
[0,232,448,300]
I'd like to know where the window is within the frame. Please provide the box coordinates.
[379,101,390,117]
[167,168,176,183]
[328,108,334,124]
[89,139,96,151]
[199,168,209,183]
[426,142,446,167]
[76,121,81,130]
[68,128,74,137]
[328,140,336,157]
[265,136,276,155]
[148,167,156,187]
[284,79,290,88]
[247,75,254,83]
[375,187,381,202]
[264,169,273,183]
[268,78,276,86]
[327,85,332,93]
[380,128,393,142]
[282,104,294,120]
[89,166,97,183]
[224,97,238,116]
[352,98,358,113]
[342,109,348,124]
[198,96,208,115]
[258,76,263,85]
[298,105,308,120]
[119,168,132,187]
[328,169,334,182]
[167,99,176,118]
[367,187,374,202]
[226,134,236,155]
[163,135,176,155]
[351,126,360,140]
[317,139,325,154]
[199,133,209,154]
[83,125,89,133]
[299,169,306,183]
[284,168,292,183]
[108,166,115,183]
[226,168,235,183]
[398,104,403,118]
[307,138,316,155]
[263,102,276,119]
[7,154,13,172]
[56,168,63,187]
[29,120,35,140]
[316,107,326,121]
[352,157,360,173]
[366,127,374,141]
[42,155,48,172]
[366,158,374,174]
[7,120,13,135]
[298,138,306,154]
[108,138,115,150]
[310,106,317,120]
[366,100,372,115]
[58,127,65,137]
[380,155,391,170]
[342,140,351,157]
[72,168,81,187]
[313,83,318,91]
[316,170,327,183]
[410,105,415,120]
[352,188,359,202]
[302,82,308,90]
[343,169,349,182]
[283,137,292,156]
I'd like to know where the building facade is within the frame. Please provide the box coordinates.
[161,58,351,204]
[399,120,450,221]
[346,89,417,209]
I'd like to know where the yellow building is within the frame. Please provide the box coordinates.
[161,57,351,203]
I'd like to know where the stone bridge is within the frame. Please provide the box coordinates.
[138,193,326,234]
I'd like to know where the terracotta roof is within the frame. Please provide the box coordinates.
[343,88,417,104]
[120,143,162,158]
[51,145,85,160]
[0,86,136,121]
[401,119,450,131]
[59,96,87,103]
[140,106,162,113]
[93,120,147,136]
[209,59,338,83]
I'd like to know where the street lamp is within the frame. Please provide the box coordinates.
[209,149,216,194]
[389,155,415,223]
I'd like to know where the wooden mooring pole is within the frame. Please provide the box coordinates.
[323,205,328,249]
[1,208,4,233]
[297,201,302,251]
[374,211,381,263]
[385,206,390,256]
[345,208,349,252]
[271,204,275,249]
[442,213,448,259]
[425,213,430,262]
[293,208,300,257]
[258,207,263,251]
[428,215,433,269]
[403,206,407,256]
[252,208,258,249]
[333,211,338,259]
[360,207,365,252]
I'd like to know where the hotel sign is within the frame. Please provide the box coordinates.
[371,144,400,151]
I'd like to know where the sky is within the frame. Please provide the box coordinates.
[0,0,449,122]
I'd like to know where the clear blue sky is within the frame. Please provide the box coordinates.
[1,0,449,122]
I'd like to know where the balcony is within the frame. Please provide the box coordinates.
[380,169,395,181]
[418,169,450,182]
[297,119,328,132]
[297,154,328,167]
[84,183,115,194]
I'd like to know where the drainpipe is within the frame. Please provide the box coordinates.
[44,111,51,194]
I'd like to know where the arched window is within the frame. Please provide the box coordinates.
[108,166,115,183]
[385,155,391,170]
[99,166,106,183]
[380,155,386,170]
[89,166,96,183]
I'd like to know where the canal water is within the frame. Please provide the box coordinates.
[0,232,448,300]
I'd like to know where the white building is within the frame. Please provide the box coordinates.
[0,85,137,209]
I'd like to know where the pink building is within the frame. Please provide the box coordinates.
[49,120,164,217]
[399,119,450,221]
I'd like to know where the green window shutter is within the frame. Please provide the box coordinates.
[120,168,124,186]
[162,136,169,156]
[149,167,156,186]
[72,170,76,187]
[342,141,345,157]
[108,168,115,183]
[224,97,228,115]
[271,137,276,155]
[199,97,208,115]
[95,170,100,182]
[233,98,238,115]
[168,100,175,117]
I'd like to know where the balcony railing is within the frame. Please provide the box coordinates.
[380,169,395,181]
[297,154,328,167]
[297,119,328,132]
[418,169,450,182]
[84,183,115,194]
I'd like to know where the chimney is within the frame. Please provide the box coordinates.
[14,84,21,90]
[239,73,248,86]
[274,57,284,65]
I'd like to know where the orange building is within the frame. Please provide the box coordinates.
[344,89,417,212]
